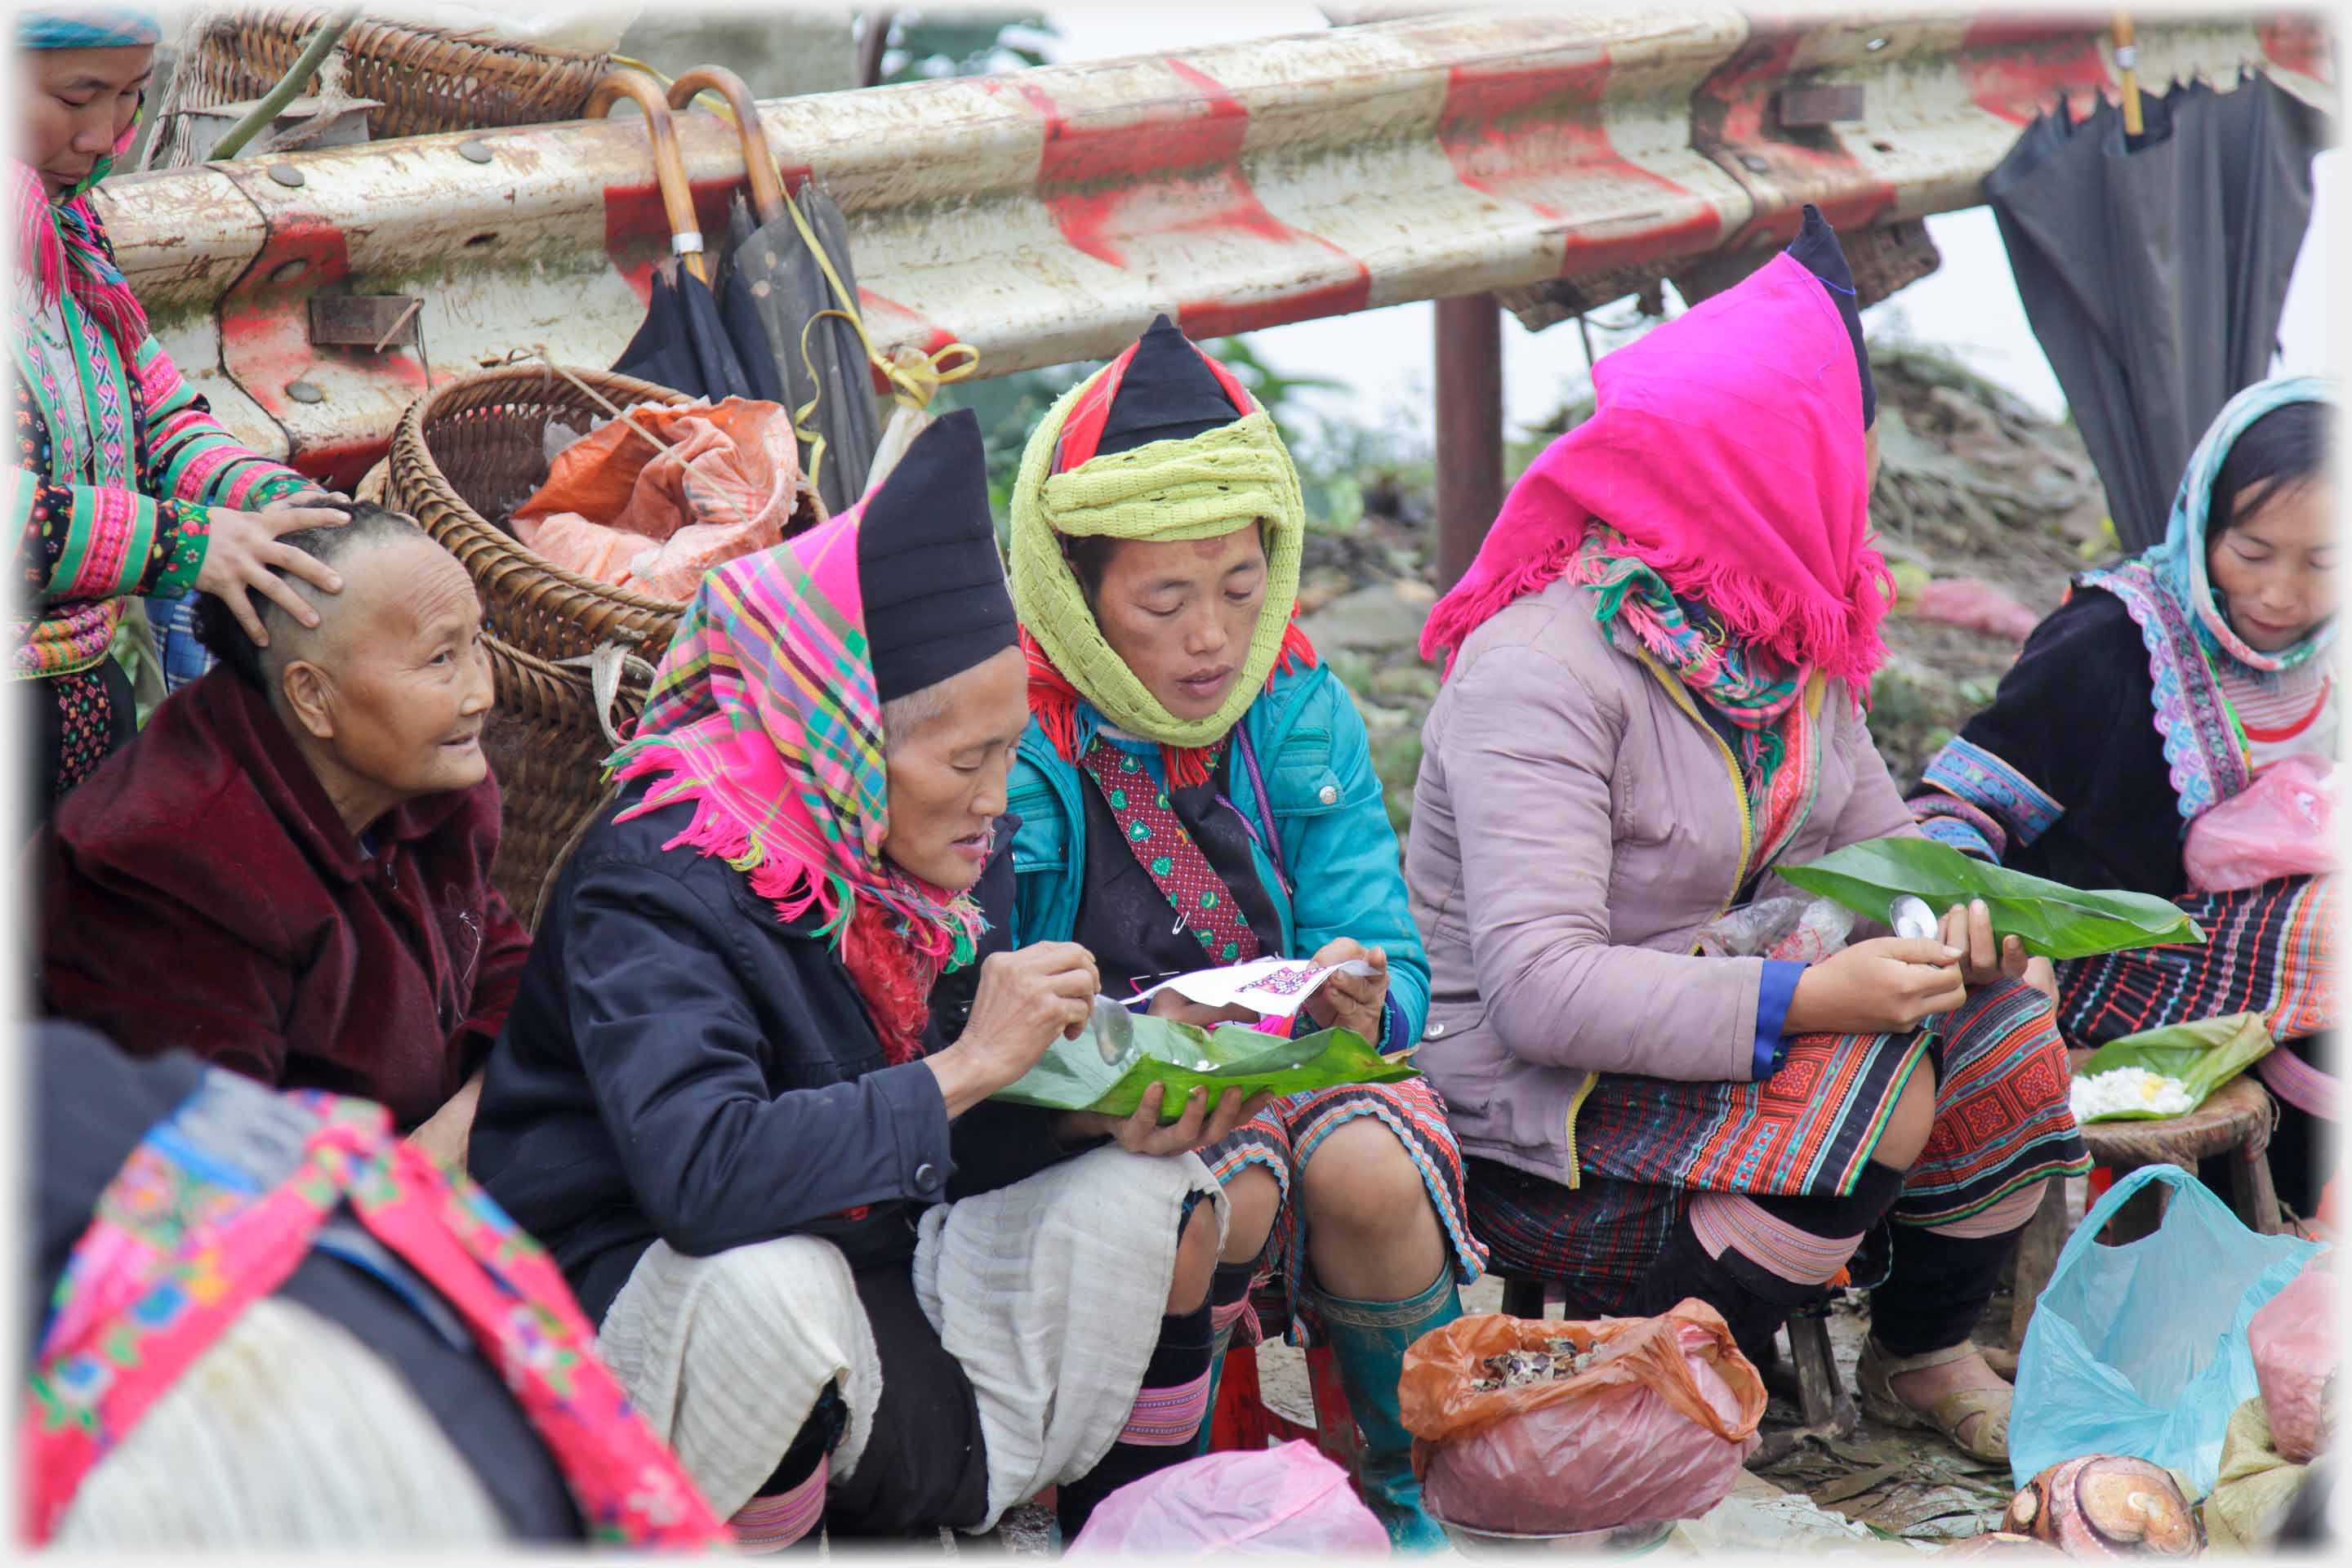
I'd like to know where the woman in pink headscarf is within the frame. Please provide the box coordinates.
[1405,207,2087,1465]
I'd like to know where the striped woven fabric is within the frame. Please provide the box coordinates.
[2058,875,2339,1047]
[1115,1367,1214,1447]
[607,508,984,968]
[1201,1077,1486,1348]
[1575,978,2088,1228]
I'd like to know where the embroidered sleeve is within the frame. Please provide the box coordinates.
[1910,737,2062,861]
[134,336,311,511]
[8,462,207,603]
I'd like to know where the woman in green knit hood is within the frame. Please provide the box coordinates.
[1004,316,1484,1551]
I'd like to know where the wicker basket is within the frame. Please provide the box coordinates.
[170,7,611,145]
[390,363,692,926]
[479,633,643,929]
[390,363,692,666]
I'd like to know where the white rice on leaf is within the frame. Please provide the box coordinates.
[2070,1066,2196,1122]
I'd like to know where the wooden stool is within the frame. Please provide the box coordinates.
[2007,1075,2282,1349]
[1494,1273,1852,1433]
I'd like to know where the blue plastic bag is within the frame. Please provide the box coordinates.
[2011,1164,2317,1496]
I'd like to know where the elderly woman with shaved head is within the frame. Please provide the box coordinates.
[36,501,529,1165]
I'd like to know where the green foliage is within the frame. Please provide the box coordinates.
[880,11,1058,82]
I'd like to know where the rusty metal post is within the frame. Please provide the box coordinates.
[1434,292,1504,594]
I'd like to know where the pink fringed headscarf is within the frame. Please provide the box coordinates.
[12,119,149,367]
[1420,252,1893,692]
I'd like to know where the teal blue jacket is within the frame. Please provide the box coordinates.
[1006,662,1428,1055]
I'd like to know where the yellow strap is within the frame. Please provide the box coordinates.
[777,191,978,496]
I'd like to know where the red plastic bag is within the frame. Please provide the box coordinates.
[2184,755,2337,893]
[1067,1441,1389,1556]
[1399,1301,1765,1536]
[2251,1255,2337,1463]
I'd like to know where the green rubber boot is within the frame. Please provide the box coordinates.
[1313,1267,1462,1553]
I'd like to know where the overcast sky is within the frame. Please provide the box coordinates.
[1040,5,2342,439]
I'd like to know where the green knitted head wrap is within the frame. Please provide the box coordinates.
[1009,377,1306,748]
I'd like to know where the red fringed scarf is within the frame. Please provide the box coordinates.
[840,896,947,1066]
[1022,617,1320,791]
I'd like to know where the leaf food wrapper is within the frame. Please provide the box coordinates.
[1778,836,2205,960]
[990,997,1419,1124]
[2071,1013,2275,1123]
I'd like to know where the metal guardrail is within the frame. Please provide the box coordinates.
[95,6,2334,486]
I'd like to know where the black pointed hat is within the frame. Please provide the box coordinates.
[1094,314,1247,456]
[856,408,1018,702]
[1784,205,1877,430]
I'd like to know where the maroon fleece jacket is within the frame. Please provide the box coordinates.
[38,670,531,1128]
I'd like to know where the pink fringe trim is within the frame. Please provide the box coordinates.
[612,748,961,963]
[1423,527,1892,698]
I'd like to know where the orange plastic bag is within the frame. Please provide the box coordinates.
[1399,1301,1766,1536]
[512,397,825,602]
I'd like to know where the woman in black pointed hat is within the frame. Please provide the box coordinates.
[469,411,1256,1546]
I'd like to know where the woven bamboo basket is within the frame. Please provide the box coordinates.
[478,633,642,930]
[171,7,611,144]
[389,363,692,666]
[390,363,692,927]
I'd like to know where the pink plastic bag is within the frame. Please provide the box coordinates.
[2251,1255,2337,1463]
[2184,755,2337,893]
[1401,1304,1765,1537]
[1913,577,2044,644]
[1067,1441,1390,1557]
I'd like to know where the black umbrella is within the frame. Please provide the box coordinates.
[589,70,766,404]
[668,68,884,518]
[615,260,764,404]
[1984,69,2327,553]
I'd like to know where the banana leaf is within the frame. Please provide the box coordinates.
[992,998,1419,1124]
[2074,1012,2276,1122]
[1776,837,2204,960]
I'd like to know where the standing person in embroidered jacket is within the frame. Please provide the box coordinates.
[11,6,348,820]
[1408,208,2091,1468]
[37,503,527,1167]
[1909,381,2337,1216]
[468,412,1255,1551]
[1004,317,1484,1550]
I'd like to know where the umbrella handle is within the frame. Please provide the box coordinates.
[2113,10,2144,138]
[586,69,710,285]
[666,65,791,229]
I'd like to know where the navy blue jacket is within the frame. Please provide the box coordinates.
[468,784,1071,1324]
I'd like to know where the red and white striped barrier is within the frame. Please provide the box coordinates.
[96,6,2333,487]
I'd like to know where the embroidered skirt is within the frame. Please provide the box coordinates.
[1201,1077,1487,1345]
[27,657,134,817]
[2058,875,2338,1048]
[1472,979,2090,1312]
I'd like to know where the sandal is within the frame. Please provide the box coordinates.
[1855,1336,2012,1463]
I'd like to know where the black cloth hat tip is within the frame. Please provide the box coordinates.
[856,408,1018,704]
[1785,204,1876,430]
[1096,314,1245,456]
